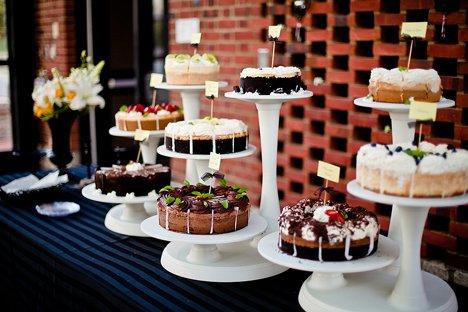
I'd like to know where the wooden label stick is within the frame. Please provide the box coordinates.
[268,25,282,67]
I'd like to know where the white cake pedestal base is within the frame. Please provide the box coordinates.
[347,180,466,311]
[225,91,313,233]
[109,126,164,165]
[155,82,228,183]
[82,183,159,237]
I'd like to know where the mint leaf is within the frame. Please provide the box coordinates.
[404,148,427,158]
[220,199,229,209]
[119,105,127,112]
[159,185,173,193]
[219,178,227,187]
[203,201,209,207]
[235,192,247,199]
[183,179,191,186]
[398,66,407,72]
[174,197,182,205]
[403,98,411,105]
[165,196,175,205]
[191,191,202,196]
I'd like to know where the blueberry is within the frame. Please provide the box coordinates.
[384,145,390,151]
[395,146,403,152]
[447,144,456,151]
[388,151,393,156]
[442,152,447,159]
[233,86,240,93]
[370,143,377,147]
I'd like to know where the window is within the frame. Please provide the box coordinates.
[0,0,11,152]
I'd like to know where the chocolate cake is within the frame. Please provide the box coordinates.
[278,198,379,261]
[95,163,171,196]
[164,117,249,155]
[157,175,250,234]
[237,66,306,95]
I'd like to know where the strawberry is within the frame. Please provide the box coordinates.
[325,209,345,223]
[165,103,178,112]
[154,105,162,112]
[126,105,134,113]
[144,106,155,114]
[134,104,145,112]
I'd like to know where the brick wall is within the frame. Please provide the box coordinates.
[168,0,468,271]
[35,0,80,154]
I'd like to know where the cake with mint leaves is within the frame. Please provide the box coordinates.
[356,142,467,197]
[115,103,183,131]
[157,173,250,234]
[165,53,219,85]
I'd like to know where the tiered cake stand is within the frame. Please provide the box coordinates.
[155,82,228,183]
[154,144,288,281]
[224,91,313,233]
[109,127,164,164]
[353,97,455,247]
[82,183,158,237]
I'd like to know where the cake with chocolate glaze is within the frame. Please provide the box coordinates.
[115,103,183,131]
[164,117,249,155]
[368,68,442,103]
[237,66,306,95]
[278,198,379,261]
[356,142,468,197]
[165,53,219,85]
[157,176,250,234]
[95,163,171,196]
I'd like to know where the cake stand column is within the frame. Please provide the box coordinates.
[388,205,430,310]
[120,203,151,222]
[255,102,282,233]
[140,136,159,164]
[186,244,221,264]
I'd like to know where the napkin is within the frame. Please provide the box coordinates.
[1,171,68,194]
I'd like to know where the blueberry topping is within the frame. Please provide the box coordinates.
[370,143,377,147]
[442,152,447,159]
[233,85,240,93]
[388,151,393,156]
[395,146,403,152]
[447,144,456,151]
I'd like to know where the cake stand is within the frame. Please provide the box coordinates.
[347,180,467,312]
[225,91,313,233]
[140,214,282,282]
[109,126,164,165]
[155,82,228,183]
[353,97,455,246]
[82,183,159,237]
[258,232,399,311]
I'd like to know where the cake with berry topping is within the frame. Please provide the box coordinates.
[115,103,183,131]
[164,117,249,155]
[235,66,306,95]
[368,68,442,103]
[95,163,171,197]
[165,53,219,85]
[278,198,379,261]
[356,142,468,197]
[157,174,250,234]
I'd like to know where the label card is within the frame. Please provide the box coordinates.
[317,161,340,183]
[208,152,221,170]
[401,22,428,39]
[190,33,202,45]
[134,129,150,142]
[150,73,163,87]
[205,81,219,98]
[268,25,282,39]
[409,100,437,121]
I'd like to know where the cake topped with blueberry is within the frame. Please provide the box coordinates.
[356,142,467,197]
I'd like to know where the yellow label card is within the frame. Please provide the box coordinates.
[268,25,282,39]
[409,100,437,121]
[150,73,163,87]
[190,33,201,44]
[401,22,428,38]
[205,81,219,98]
[208,152,221,170]
[134,129,150,142]
[317,161,340,183]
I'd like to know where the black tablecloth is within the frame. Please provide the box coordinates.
[0,167,308,311]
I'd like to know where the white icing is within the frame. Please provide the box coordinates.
[418,154,448,174]
[318,237,323,262]
[234,206,239,230]
[419,141,436,153]
[369,68,441,92]
[125,162,144,172]
[240,66,301,78]
[210,210,214,234]
[344,235,353,260]
[186,209,190,234]
[106,191,117,198]
[312,205,334,223]
[148,190,157,197]
[125,192,135,199]
[292,233,297,257]
[165,208,169,230]
[382,152,417,175]
[165,118,248,137]
[301,224,316,241]
[157,110,170,116]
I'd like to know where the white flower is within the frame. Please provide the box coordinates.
[65,72,105,110]
[32,78,64,107]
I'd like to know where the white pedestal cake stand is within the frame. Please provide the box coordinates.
[141,214,273,282]
[82,183,158,237]
[155,82,228,183]
[109,126,164,165]
[225,91,313,233]
[347,180,467,312]
[353,97,455,252]
[258,232,399,311]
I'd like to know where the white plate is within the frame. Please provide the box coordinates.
[157,144,256,160]
[225,90,313,103]
[81,183,159,204]
[354,97,454,111]
[108,126,165,138]
[154,81,228,91]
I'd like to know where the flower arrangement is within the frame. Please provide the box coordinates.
[32,51,105,120]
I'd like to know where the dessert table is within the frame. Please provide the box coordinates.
[0,167,308,311]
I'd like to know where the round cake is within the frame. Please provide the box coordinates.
[164,53,219,85]
[164,117,249,155]
[368,67,442,103]
[95,163,171,197]
[356,142,468,197]
[157,179,250,234]
[278,198,379,261]
[236,66,306,95]
[115,103,183,131]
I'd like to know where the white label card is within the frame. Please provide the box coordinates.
[268,25,282,39]
[401,22,428,39]
[205,81,219,98]
[190,33,201,44]
[150,73,163,87]
[208,152,221,170]
[134,129,150,142]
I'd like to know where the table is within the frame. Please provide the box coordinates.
[0,167,308,312]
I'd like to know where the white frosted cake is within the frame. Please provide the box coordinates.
[165,53,219,85]
[368,68,442,103]
[356,142,467,197]
[164,118,248,155]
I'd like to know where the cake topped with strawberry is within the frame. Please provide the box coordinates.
[115,103,183,131]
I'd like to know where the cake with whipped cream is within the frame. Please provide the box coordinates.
[115,103,183,131]
[368,68,442,103]
[164,117,249,155]
[236,66,307,95]
[165,53,219,85]
[157,174,250,234]
[356,142,468,197]
[278,198,379,261]
[95,163,171,197]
